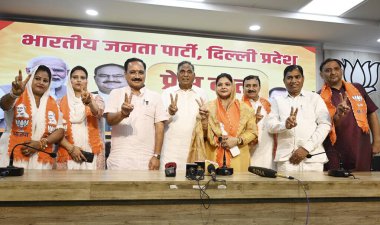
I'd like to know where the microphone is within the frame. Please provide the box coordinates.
[165,162,177,177]
[207,163,217,181]
[216,136,233,176]
[248,166,294,180]
[0,143,57,177]
[306,151,352,177]
[306,151,326,158]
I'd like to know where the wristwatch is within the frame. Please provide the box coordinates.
[153,153,161,160]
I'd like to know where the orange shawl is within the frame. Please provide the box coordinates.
[320,81,369,145]
[242,95,277,157]
[59,95,103,161]
[8,90,60,164]
[215,98,240,167]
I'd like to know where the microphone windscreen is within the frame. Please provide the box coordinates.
[50,152,57,158]
[207,164,216,173]
[306,154,312,158]
[248,166,277,178]
[165,162,177,169]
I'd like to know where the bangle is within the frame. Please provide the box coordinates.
[39,138,48,150]
[9,91,20,99]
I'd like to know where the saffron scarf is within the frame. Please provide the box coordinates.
[242,95,271,114]
[320,81,369,145]
[7,66,61,164]
[215,80,240,168]
[60,95,102,160]
[59,77,103,162]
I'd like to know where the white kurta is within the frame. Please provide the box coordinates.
[104,87,168,170]
[248,98,275,169]
[266,90,331,171]
[161,86,208,171]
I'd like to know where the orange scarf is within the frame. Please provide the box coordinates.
[242,95,276,157]
[215,98,240,167]
[242,95,271,114]
[320,81,369,145]
[8,90,60,164]
[60,95,103,161]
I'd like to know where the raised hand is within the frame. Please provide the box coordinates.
[12,70,31,96]
[168,93,178,116]
[336,93,351,119]
[255,106,263,123]
[285,106,298,129]
[196,98,209,120]
[81,85,92,105]
[121,92,134,117]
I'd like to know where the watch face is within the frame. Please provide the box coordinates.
[154,154,161,159]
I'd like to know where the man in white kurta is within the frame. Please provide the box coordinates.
[242,75,275,169]
[161,61,207,171]
[104,58,168,170]
[266,65,331,172]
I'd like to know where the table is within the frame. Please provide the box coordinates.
[1,170,380,225]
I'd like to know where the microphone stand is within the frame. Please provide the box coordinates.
[0,143,57,177]
[306,150,352,177]
[216,137,233,176]
[328,158,352,177]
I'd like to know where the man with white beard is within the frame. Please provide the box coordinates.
[26,56,70,100]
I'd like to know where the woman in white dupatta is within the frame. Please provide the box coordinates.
[59,66,105,170]
[0,65,64,169]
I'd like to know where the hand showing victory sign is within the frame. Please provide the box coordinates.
[285,106,298,129]
[121,92,134,117]
[336,93,351,119]
[196,98,209,130]
[255,106,263,123]
[168,93,178,115]
[81,85,92,105]
[12,70,31,96]
[196,98,209,120]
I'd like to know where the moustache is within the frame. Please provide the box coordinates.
[247,90,256,93]
[132,78,142,82]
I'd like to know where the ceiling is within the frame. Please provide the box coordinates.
[1,0,380,52]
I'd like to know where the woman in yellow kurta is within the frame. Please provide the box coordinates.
[188,73,257,172]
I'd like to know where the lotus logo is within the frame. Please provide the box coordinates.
[48,125,55,134]
[16,119,29,128]
[342,59,379,94]
[352,95,363,101]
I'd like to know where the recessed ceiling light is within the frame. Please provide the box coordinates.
[299,0,364,16]
[377,38,380,43]
[249,25,261,31]
[86,9,98,16]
